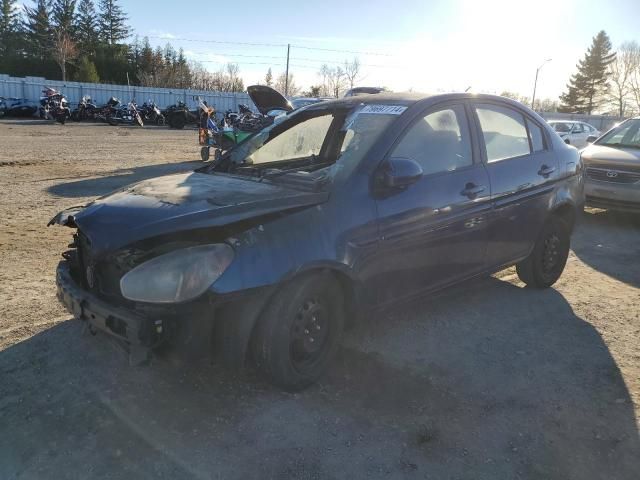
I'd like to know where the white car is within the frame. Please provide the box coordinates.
[547,120,601,149]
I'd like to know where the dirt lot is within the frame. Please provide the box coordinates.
[0,120,638,479]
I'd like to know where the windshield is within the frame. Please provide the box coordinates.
[216,105,399,184]
[597,119,640,149]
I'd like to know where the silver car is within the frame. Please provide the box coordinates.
[548,120,600,149]
[582,117,640,211]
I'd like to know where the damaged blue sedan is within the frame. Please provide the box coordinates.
[51,93,583,390]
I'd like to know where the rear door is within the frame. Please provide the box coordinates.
[373,102,492,304]
[471,102,559,269]
[571,123,589,148]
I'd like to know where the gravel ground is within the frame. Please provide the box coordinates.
[0,120,638,479]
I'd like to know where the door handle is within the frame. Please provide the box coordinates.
[460,183,486,199]
[538,165,556,177]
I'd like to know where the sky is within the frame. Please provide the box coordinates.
[119,0,640,99]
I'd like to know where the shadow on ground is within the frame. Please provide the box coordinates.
[47,160,201,198]
[572,209,640,288]
[1,277,638,479]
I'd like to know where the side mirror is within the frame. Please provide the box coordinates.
[586,135,597,144]
[380,157,423,189]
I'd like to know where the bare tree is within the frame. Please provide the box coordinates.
[51,30,78,81]
[318,64,346,98]
[608,42,640,117]
[343,57,361,90]
[626,42,640,115]
[274,72,299,96]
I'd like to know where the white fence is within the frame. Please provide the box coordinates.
[0,74,255,113]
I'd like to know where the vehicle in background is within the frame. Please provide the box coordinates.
[581,117,640,212]
[39,88,71,124]
[0,96,39,117]
[139,100,165,126]
[71,95,98,121]
[106,100,144,127]
[290,97,333,109]
[547,120,600,148]
[51,93,582,391]
[164,100,200,129]
[343,86,388,97]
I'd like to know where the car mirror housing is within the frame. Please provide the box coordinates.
[380,157,423,189]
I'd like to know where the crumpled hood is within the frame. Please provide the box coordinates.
[50,172,328,255]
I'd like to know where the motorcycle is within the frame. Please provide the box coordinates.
[0,96,39,118]
[39,87,71,124]
[71,95,98,121]
[107,100,144,127]
[164,100,199,129]
[94,97,122,122]
[139,100,165,126]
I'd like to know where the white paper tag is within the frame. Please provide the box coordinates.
[360,105,407,115]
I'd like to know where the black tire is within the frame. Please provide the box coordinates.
[200,146,210,162]
[516,216,570,288]
[107,116,119,126]
[170,114,185,129]
[156,115,165,126]
[252,272,344,391]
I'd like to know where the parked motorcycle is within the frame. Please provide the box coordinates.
[0,96,39,117]
[70,95,98,121]
[164,100,199,129]
[94,97,122,122]
[39,87,71,124]
[139,100,165,126]
[107,100,144,127]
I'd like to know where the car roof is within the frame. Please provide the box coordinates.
[303,92,534,111]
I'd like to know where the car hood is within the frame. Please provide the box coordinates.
[50,172,328,256]
[247,85,293,115]
[581,144,640,167]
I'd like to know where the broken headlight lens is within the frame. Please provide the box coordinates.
[119,244,234,303]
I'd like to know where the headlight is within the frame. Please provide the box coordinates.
[120,244,234,303]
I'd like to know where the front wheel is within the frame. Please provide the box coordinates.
[516,216,570,288]
[252,273,344,391]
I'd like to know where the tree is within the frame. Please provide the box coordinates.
[74,56,99,82]
[23,0,51,61]
[319,64,346,98]
[52,0,77,35]
[559,30,616,114]
[303,85,322,98]
[51,30,79,80]
[275,72,299,96]
[343,57,361,90]
[75,0,99,55]
[0,0,21,58]
[607,42,639,117]
[264,67,273,87]
[98,0,129,45]
[628,46,640,115]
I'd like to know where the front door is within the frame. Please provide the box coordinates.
[373,103,491,306]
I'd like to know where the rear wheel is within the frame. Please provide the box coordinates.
[252,273,344,391]
[170,114,185,129]
[200,146,210,162]
[516,216,570,288]
[156,115,165,126]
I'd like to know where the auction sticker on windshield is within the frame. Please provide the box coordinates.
[360,105,407,115]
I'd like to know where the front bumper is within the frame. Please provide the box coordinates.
[585,179,640,212]
[56,261,155,348]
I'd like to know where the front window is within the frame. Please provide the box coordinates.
[215,104,401,184]
[597,119,640,149]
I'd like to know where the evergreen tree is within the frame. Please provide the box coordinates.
[74,56,99,82]
[75,0,99,55]
[264,67,273,86]
[52,0,77,35]
[559,30,616,114]
[0,0,21,57]
[23,0,51,61]
[98,0,129,45]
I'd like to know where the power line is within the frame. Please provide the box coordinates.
[290,44,393,57]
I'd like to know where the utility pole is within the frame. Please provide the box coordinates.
[285,44,290,96]
[531,58,552,110]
